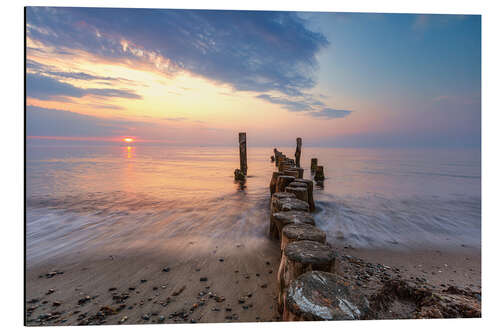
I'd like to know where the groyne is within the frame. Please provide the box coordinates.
[265,139,481,321]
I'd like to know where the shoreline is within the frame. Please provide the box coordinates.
[25,241,480,325]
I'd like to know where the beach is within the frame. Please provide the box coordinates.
[25,242,480,324]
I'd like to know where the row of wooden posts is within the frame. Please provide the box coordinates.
[268,141,368,320]
[234,133,325,182]
[233,133,367,320]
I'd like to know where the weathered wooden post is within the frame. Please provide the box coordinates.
[283,271,369,321]
[285,186,308,204]
[311,158,318,172]
[269,171,284,195]
[294,179,315,212]
[276,175,296,193]
[281,224,326,252]
[295,138,302,168]
[239,132,247,175]
[277,240,335,311]
[270,210,315,241]
[314,165,325,181]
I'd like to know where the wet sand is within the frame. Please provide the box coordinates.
[26,238,282,325]
[26,232,481,325]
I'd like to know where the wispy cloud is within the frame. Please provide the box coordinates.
[163,117,188,122]
[26,73,142,100]
[27,105,229,144]
[26,105,135,137]
[256,94,316,112]
[27,59,136,84]
[256,93,353,119]
[308,108,353,119]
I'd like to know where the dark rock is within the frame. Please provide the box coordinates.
[78,296,91,305]
[172,285,186,296]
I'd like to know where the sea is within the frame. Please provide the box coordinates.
[26,144,481,267]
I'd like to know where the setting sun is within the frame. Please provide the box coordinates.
[123,137,134,143]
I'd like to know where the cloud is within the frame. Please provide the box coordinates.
[255,94,353,120]
[308,108,353,119]
[26,7,329,97]
[27,59,136,84]
[163,117,188,121]
[26,73,142,100]
[26,105,231,144]
[26,105,134,137]
[256,94,315,112]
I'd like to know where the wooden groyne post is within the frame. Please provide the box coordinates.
[294,137,302,168]
[314,165,325,181]
[310,158,318,172]
[239,132,247,175]
[268,143,366,320]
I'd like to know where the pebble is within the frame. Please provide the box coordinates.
[200,277,208,282]
[162,267,171,272]
[78,296,91,305]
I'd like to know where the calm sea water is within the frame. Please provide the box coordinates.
[26,144,481,266]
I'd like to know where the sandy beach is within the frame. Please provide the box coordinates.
[26,237,283,325]
[25,229,481,325]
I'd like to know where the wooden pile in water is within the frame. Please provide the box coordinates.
[267,142,368,321]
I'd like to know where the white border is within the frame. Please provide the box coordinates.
[2,0,498,332]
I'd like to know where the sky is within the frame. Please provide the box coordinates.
[26,7,481,147]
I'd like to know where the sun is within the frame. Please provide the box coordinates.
[123,137,134,143]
